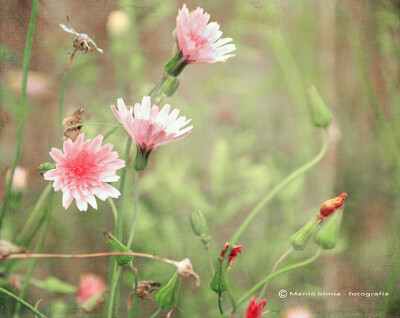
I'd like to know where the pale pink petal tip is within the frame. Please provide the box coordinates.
[44,134,125,211]
[176,4,236,63]
[111,96,193,153]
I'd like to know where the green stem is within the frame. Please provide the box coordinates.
[107,137,131,318]
[150,308,162,318]
[149,72,168,99]
[104,126,120,141]
[259,246,294,299]
[107,266,121,318]
[218,293,223,315]
[223,129,329,313]
[13,192,53,318]
[0,287,46,318]
[17,183,52,244]
[59,71,69,134]
[108,198,118,227]
[0,0,39,230]
[126,171,139,249]
[237,248,322,309]
[127,264,138,318]
[230,129,329,247]
[66,123,122,130]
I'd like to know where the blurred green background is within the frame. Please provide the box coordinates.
[0,0,400,317]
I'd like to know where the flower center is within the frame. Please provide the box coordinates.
[188,30,208,49]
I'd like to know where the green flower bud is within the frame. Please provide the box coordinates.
[132,147,150,172]
[164,48,188,77]
[104,232,134,266]
[190,211,208,236]
[290,216,322,250]
[156,273,182,309]
[315,210,343,249]
[200,233,212,245]
[160,76,180,97]
[210,262,227,294]
[306,83,333,128]
[39,162,55,176]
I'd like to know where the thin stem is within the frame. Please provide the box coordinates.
[104,126,120,141]
[127,264,138,318]
[13,192,53,318]
[223,129,329,314]
[3,252,179,265]
[65,123,122,131]
[205,246,215,275]
[149,72,168,99]
[0,287,46,318]
[17,183,52,244]
[218,293,223,315]
[117,137,132,240]
[150,308,162,318]
[230,129,329,247]
[237,248,322,308]
[107,137,131,317]
[58,50,77,134]
[126,171,139,249]
[258,246,294,299]
[108,198,118,227]
[0,0,39,230]
[107,265,121,318]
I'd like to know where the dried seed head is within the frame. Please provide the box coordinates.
[63,108,87,141]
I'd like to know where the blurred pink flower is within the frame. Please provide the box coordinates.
[44,134,125,211]
[282,306,314,318]
[245,296,269,318]
[6,166,28,192]
[110,97,192,171]
[76,273,106,311]
[176,4,236,63]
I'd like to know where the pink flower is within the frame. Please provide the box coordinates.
[44,134,125,211]
[176,4,236,63]
[76,273,106,311]
[245,297,269,318]
[110,96,192,171]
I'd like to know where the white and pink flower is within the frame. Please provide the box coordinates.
[44,134,125,211]
[176,4,236,64]
[110,96,192,171]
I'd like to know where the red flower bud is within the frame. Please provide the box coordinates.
[319,193,348,218]
[245,296,269,318]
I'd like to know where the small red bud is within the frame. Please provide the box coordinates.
[319,193,348,218]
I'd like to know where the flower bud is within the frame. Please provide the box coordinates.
[104,232,134,266]
[315,210,344,249]
[76,274,107,313]
[164,48,188,77]
[290,216,322,250]
[132,147,150,172]
[160,75,180,97]
[306,83,333,128]
[156,273,182,309]
[319,193,347,219]
[190,210,208,236]
[245,296,269,318]
[210,262,227,293]
[200,233,212,245]
[39,162,55,176]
